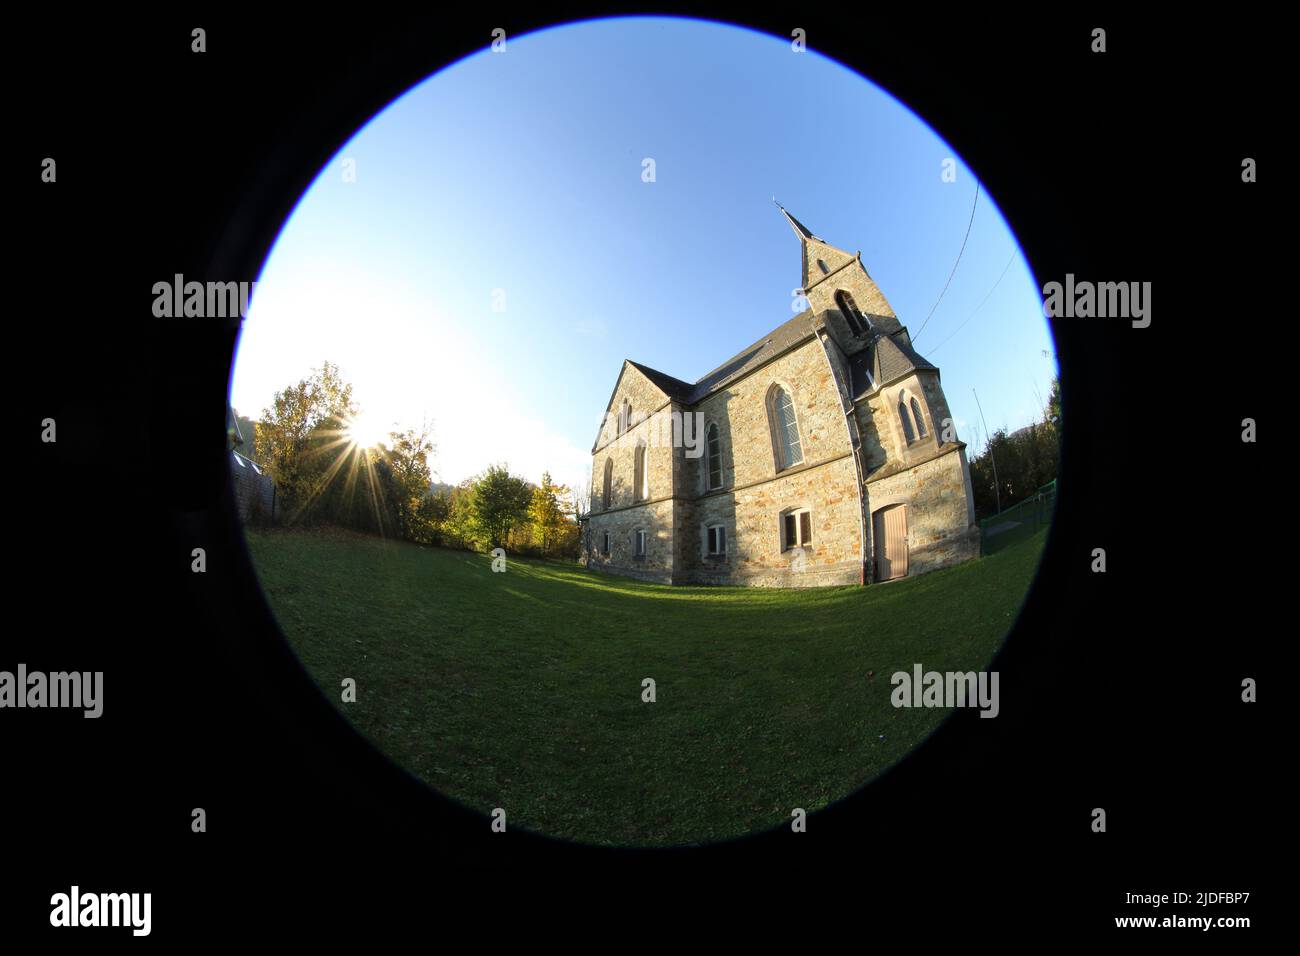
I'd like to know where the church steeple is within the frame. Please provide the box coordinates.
[774,199,820,243]
[773,199,857,293]
[772,200,902,347]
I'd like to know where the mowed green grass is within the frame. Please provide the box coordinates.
[246,527,1047,846]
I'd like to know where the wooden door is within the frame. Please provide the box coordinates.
[873,505,909,581]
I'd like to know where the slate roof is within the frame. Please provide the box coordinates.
[627,312,936,409]
[849,333,937,399]
[624,361,694,402]
[627,309,820,405]
[775,202,821,242]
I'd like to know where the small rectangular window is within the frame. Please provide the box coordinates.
[707,525,726,556]
[784,509,813,550]
[602,532,610,556]
[635,530,647,557]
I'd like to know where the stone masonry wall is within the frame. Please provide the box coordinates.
[586,307,977,587]
[587,498,676,584]
[676,338,863,587]
[591,364,678,515]
[855,370,950,479]
[866,445,978,577]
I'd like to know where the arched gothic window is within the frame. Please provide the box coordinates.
[910,397,928,439]
[706,423,722,490]
[835,290,871,336]
[768,385,804,470]
[633,443,648,501]
[898,396,916,444]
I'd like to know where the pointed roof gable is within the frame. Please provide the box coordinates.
[591,360,688,451]
[625,360,694,401]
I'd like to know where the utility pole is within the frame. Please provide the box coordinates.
[973,387,1001,515]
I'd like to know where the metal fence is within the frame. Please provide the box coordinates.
[979,479,1055,556]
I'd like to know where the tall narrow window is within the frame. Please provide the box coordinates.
[706,424,722,490]
[633,443,647,501]
[602,458,613,509]
[602,531,611,555]
[898,397,916,444]
[835,290,869,336]
[770,385,804,470]
[910,397,928,439]
[635,529,647,557]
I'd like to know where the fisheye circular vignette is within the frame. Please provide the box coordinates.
[228,16,1060,847]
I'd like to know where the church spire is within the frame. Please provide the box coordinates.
[770,200,901,340]
[773,198,821,242]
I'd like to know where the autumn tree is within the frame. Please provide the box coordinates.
[255,362,358,508]
[382,420,437,541]
[528,472,570,555]
[441,482,481,550]
[1046,375,1062,432]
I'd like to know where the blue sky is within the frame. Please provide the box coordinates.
[231,16,1056,492]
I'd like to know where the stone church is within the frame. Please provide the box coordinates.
[582,205,979,587]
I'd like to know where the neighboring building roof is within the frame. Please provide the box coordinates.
[231,449,263,474]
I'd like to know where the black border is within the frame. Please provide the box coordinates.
[11,5,1275,937]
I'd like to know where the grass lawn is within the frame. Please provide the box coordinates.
[246,526,1047,846]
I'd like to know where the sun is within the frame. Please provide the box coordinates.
[344,411,389,450]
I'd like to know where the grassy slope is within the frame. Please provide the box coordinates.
[247,526,1046,846]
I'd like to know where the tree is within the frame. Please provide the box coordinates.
[967,376,1061,520]
[296,414,398,533]
[382,420,437,540]
[441,482,481,550]
[413,491,450,545]
[470,464,533,550]
[255,362,358,509]
[528,472,570,555]
[1046,375,1062,433]
[571,466,591,521]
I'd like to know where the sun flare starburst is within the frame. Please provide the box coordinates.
[344,412,389,450]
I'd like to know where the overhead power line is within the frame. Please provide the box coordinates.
[924,253,1015,357]
[913,181,980,343]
